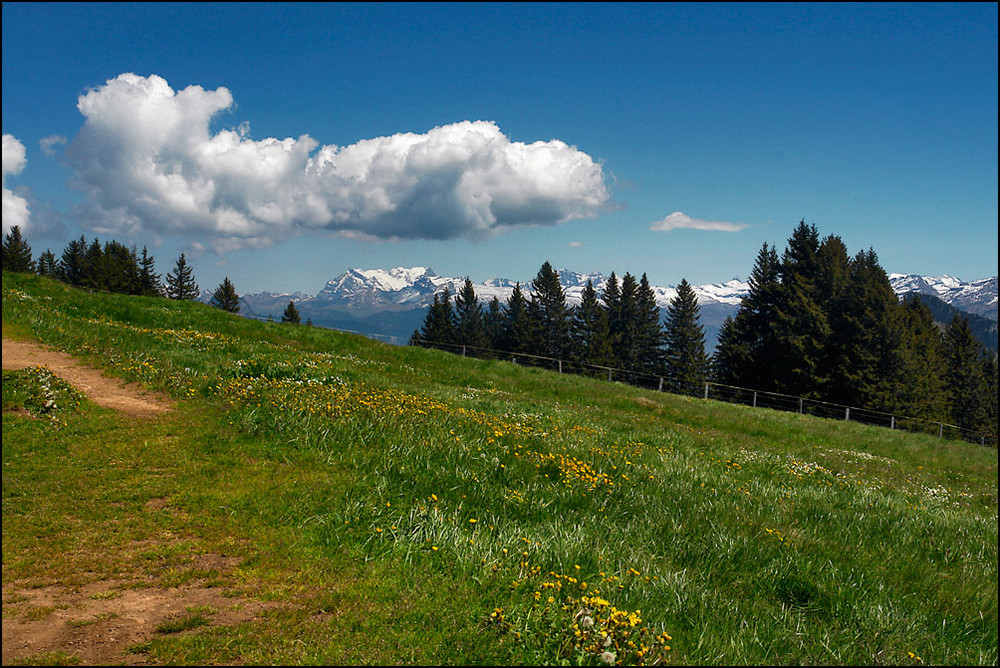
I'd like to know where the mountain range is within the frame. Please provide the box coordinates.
[213,267,998,349]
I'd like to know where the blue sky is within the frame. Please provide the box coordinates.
[2,2,997,295]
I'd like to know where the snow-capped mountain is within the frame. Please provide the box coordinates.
[231,267,996,345]
[888,274,997,321]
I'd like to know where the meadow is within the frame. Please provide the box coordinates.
[2,270,997,666]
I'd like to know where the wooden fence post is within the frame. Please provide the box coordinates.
[658,377,664,392]
[845,407,850,421]
[753,391,757,408]
[704,383,709,400]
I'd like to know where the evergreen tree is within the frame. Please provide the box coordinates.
[711,315,748,385]
[813,234,854,403]
[97,240,140,294]
[502,283,532,353]
[893,295,948,422]
[719,243,782,391]
[164,253,200,300]
[2,225,34,273]
[80,238,104,290]
[484,296,505,351]
[57,236,88,286]
[281,299,301,324]
[211,277,241,313]
[774,221,829,398]
[601,272,623,364]
[569,279,613,367]
[943,314,988,434]
[137,246,162,297]
[36,249,58,277]
[662,278,709,394]
[527,262,570,360]
[635,274,665,374]
[454,278,488,350]
[982,352,998,444]
[412,287,456,345]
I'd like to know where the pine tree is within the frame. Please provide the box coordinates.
[80,238,104,290]
[775,221,829,398]
[527,262,570,360]
[943,314,988,434]
[892,295,948,422]
[164,253,200,300]
[281,299,301,324]
[484,296,505,352]
[635,274,665,374]
[97,240,140,294]
[711,315,748,385]
[602,272,623,364]
[2,225,34,273]
[569,279,613,367]
[137,246,162,297]
[412,287,456,346]
[502,283,532,353]
[720,243,782,391]
[211,277,241,313]
[57,236,88,286]
[454,278,488,350]
[36,249,58,277]
[662,278,709,394]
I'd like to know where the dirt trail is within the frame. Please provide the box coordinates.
[2,338,173,418]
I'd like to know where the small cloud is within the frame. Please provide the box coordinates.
[650,211,747,233]
[568,241,583,248]
[39,135,68,156]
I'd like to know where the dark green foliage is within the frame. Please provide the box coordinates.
[663,279,709,392]
[211,277,241,313]
[893,296,948,422]
[454,278,488,349]
[57,236,88,286]
[412,287,456,345]
[138,246,162,297]
[943,315,989,433]
[502,283,532,353]
[635,274,665,375]
[569,280,613,367]
[484,296,505,351]
[164,253,200,300]
[527,262,570,360]
[36,249,58,277]
[281,300,301,325]
[2,225,34,273]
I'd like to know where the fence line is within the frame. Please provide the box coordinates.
[411,339,997,448]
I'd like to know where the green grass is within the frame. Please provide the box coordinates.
[3,271,997,665]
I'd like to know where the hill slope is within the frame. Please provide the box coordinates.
[3,271,997,666]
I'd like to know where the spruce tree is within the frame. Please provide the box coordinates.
[2,225,34,273]
[569,279,613,367]
[711,315,748,385]
[36,249,57,277]
[484,296,505,352]
[138,246,162,297]
[164,253,200,300]
[775,221,829,398]
[635,274,665,375]
[893,295,948,422]
[502,283,532,353]
[723,243,782,391]
[602,272,623,364]
[662,278,709,394]
[281,299,301,324]
[454,278,488,350]
[943,314,988,434]
[413,287,456,346]
[97,240,140,294]
[527,262,570,360]
[211,277,241,313]
[57,236,88,286]
[81,238,104,290]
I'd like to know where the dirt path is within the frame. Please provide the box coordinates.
[2,338,173,418]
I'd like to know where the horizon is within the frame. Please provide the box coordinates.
[3,3,997,296]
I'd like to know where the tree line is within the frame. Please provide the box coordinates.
[411,221,997,444]
[1,225,303,323]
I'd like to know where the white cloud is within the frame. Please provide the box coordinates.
[2,133,31,236]
[66,73,612,251]
[650,211,747,233]
[568,241,583,247]
[40,135,68,156]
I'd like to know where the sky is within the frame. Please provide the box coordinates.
[2,2,997,296]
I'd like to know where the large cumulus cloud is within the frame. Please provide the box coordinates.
[2,134,31,236]
[66,73,611,250]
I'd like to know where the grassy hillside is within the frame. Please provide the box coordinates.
[3,271,997,666]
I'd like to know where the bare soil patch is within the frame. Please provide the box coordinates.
[2,338,172,418]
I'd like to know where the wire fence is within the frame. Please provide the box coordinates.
[410,339,998,448]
